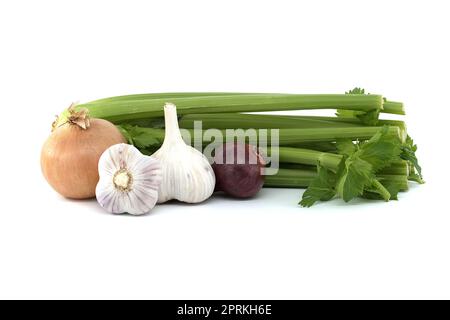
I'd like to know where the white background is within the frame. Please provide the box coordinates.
[1,0,449,300]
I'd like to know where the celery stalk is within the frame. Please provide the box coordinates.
[264,168,408,191]
[179,113,407,142]
[86,92,404,115]
[180,113,406,133]
[119,125,402,152]
[264,168,317,188]
[280,160,409,176]
[276,147,343,170]
[383,100,405,115]
[79,94,384,123]
[179,113,362,129]
[88,92,264,104]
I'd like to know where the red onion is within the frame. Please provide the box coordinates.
[212,142,265,198]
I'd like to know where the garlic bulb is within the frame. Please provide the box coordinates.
[153,103,215,203]
[96,143,162,215]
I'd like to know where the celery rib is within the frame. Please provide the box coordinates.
[276,147,343,170]
[88,92,263,104]
[179,113,407,141]
[264,169,316,188]
[122,125,401,149]
[280,160,409,176]
[383,100,405,115]
[264,168,408,191]
[86,93,404,115]
[80,94,384,123]
[179,113,362,129]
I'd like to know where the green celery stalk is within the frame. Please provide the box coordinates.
[294,116,407,139]
[378,161,410,176]
[86,92,404,115]
[119,125,401,151]
[270,115,406,131]
[258,126,402,145]
[179,113,407,141]
[78,94,384,123]
[383,100,405,115]
[211,127,402,144]
[88,92,265,104]
[274,146,406,176]
[276,147,343,171]
[288,141,338,153]
[280,160,409,176]
[264,168,408,191]
[264,168,317,188]
[179,113,362,129]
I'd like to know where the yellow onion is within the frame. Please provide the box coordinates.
[41,105,126,199]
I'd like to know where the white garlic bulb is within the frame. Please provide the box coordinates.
[152,103,215,203]
[96,143,162,215]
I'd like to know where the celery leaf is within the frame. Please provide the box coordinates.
[302,127,404,206]
[300,165,337,207]
[362,180,400,201]
[336,139,356,157]
[401,135,423,182]
[356,126,402,172]
[117,125,164,151]
[336,156,374,202]
[336,87,380,126]
[363,179,392,201]
[346,87,366,95]
[335,126,401,201]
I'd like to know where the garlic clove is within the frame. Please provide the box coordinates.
[96,143,162,215]
[152,103,215,204]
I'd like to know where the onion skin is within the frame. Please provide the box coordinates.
[212,142,265,198]
[41,119,126,199]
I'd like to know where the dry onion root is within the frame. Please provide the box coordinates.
[41,104,126,199]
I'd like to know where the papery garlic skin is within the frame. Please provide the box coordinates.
[96,143,162,215]
[153,103,215,203]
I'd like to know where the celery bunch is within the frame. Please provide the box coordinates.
[70,88,422,206]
